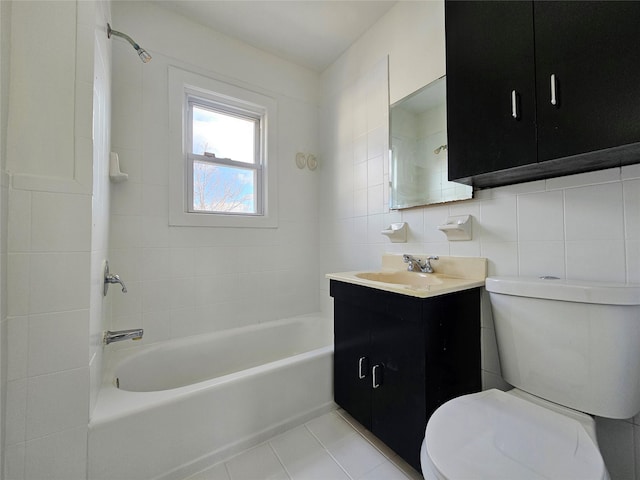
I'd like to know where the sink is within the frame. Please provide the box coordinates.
[326,254,488,299]
[355,271,444,289]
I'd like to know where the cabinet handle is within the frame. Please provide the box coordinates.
[511,90,519,119]
[550,74,558,106]
[358,357,368,379]
[372,364,383,389]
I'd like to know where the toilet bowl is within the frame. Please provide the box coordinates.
[421,389,608,480]
[421,276,640,480]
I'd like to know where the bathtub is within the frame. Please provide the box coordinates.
[88,314,334,480]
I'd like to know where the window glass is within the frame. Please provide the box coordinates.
[187,97,262,215]
[192,160,257,214]
[191,105,256,164]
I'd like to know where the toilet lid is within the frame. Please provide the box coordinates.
[425,389,607,480]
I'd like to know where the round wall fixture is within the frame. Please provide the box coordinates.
[307,154,318,171]
[295,152,306,169]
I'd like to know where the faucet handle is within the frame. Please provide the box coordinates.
[103,261,128,295]
[403,254,438,273]
[106,273,128,293]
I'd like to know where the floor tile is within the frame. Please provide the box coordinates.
[359,460,412,480]
[185,410,421,480]
[285,451,350,480]
[270,425,325,467]
[325,433,388,479]
[306,411,357,447]
[226,444,288,480]
[187,462,230,480]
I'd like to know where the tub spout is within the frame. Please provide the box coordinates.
[104,328,143,345]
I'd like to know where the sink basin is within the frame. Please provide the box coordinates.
[326,255,487,298]
[355,271,444,289]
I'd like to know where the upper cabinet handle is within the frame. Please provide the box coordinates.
[550,74,558,106]
[511,90,519,119]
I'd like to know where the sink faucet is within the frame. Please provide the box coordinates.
[103,328,143,345]
[403,254,439,273]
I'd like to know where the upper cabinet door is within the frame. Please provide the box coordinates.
[445,1,537,181]
[535,1,640,162]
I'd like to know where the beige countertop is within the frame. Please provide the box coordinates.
[326,254,487,299]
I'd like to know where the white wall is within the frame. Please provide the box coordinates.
[318,2,640,479]
[0,1,12,477]
[107,2,321,346]
[3,1,112,478]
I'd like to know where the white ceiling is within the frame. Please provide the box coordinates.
[153,1,398,72]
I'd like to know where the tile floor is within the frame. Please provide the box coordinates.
[186,409,423,480]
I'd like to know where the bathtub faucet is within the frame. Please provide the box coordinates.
[104,328,143,345]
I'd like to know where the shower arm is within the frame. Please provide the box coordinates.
[107,23,152,63]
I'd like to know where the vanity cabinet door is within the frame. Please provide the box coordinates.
[331,280,481,472]
[534,1,640,162]
[369,305,426,471]
[445,0,537,182]
[333,298,373,430]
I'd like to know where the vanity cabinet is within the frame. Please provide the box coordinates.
[445,1,640,188]
[331,280,481,471]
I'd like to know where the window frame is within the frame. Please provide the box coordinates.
[169,67,278,228]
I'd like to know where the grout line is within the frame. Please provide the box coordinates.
[334,410,419,479]
[303,423,355,480]
[182,410,416,480]
[267,441,293,480]
[223,461,232,480]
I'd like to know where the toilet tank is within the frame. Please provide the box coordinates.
[486,276,640,419]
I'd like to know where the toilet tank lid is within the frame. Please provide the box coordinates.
[486,276,640,305]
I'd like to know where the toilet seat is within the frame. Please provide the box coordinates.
[423,389,608,480]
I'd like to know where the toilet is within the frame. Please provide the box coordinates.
[421,276,640,480]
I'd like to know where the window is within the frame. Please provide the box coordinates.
[187,97,262,215]
[169,67,278,228]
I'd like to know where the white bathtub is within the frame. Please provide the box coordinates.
[88,314,335,480]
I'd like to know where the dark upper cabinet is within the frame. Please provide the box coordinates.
[534,1,640,161]
[331,280,481,471]
[446,1,640,188]
[445,1,537,181]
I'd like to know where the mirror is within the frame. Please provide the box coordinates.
[389,76,472,209]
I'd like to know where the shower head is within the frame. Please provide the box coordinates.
[107,23,152,63]
[433,144,448,155]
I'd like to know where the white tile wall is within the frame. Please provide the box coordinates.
[1,179,8,480]
[3,2,110,479]
[24,426,88,480]
[27,310,88,377]
[107,2,321,347]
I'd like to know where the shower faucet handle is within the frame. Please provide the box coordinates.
[103,261,128,295]
[106,273,127,293]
